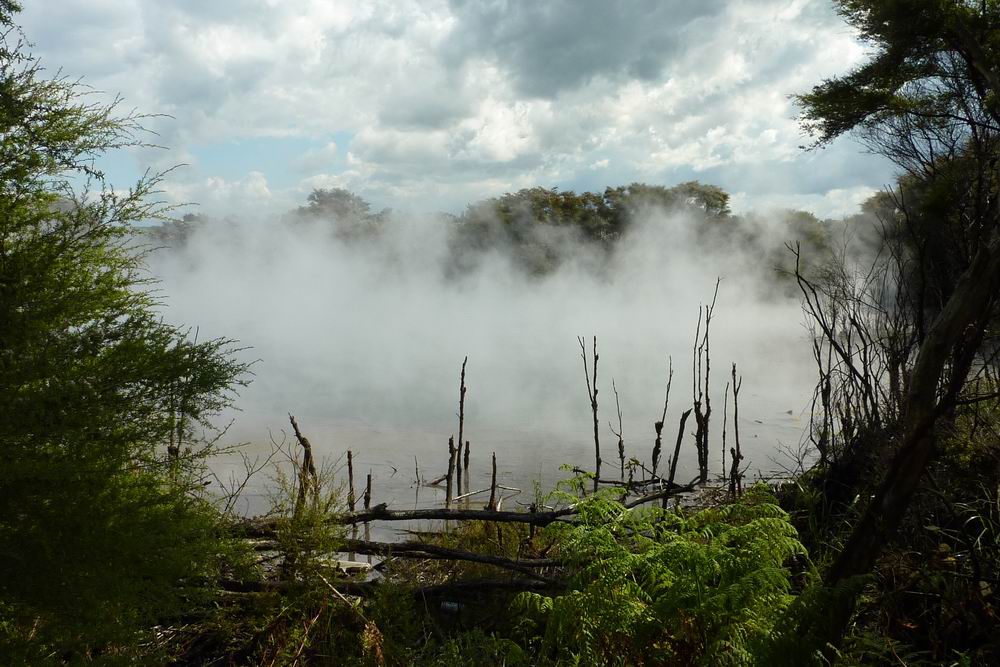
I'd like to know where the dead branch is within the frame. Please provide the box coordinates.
[667,408,693,488]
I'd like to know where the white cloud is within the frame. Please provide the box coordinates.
[163,171,279,214]
[17,0,894,217]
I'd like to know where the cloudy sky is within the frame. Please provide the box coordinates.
[20,0,895,219]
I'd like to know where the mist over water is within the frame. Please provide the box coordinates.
[147,208,817,512]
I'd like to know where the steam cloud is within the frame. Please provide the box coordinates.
[147,207,817,509]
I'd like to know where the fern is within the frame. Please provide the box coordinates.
[514,484,816,666]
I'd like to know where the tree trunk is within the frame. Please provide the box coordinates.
[820,234,1000,643]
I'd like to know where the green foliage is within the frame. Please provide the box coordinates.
[448,181,735,275]
[292,187,391,241]
[796,1,999,147]
[421,629,530,667]
[512,486,814,666]
[0,8,251,659]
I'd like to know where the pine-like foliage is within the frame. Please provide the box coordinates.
[0,8,250,660]
[514,485,813,666]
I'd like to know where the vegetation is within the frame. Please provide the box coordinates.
[0,4,251,661]
[3,0,1000,665]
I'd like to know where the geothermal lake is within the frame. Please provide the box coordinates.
[149,216,818,520]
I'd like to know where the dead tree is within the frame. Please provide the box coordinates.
[457,356,468,491]
[692,280,720,483]
[728,364,743,497]
[721,381,729,480]
[651,357,674,477]
[487,452,498,511]
[578,336,601,493]
[446,436,456,508]
[289,414,318,517]
[347,450,356,512]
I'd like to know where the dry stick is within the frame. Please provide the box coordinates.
[729,363,743,498]
[610,379,625,481]
[578,336,601,493]
[347,450,356,512]
[364,471,373,564]
[348,449,357,561]
[446,436,456,508]
[667,408,693,488]
[463,441,470,477]
[651,357,674,477]
[457,356,468,491]
[453,487,491,502]
[701,279,720,482]
[487,452,498,511]
[691,305,704,481]
[721,382,730,481]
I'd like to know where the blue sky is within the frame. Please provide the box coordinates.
[19,0,896,219]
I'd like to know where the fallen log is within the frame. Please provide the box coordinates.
[240,479,698,537]
[219,576,557,600]
[342,539,560,583]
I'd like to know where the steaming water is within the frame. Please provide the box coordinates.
[147,210,818,520]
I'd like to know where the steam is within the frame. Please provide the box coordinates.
[146,207,817,506]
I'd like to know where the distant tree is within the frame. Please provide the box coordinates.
[0,8,249,658]
[292,187,389,240]
[298,187,371,220]
[605,181,731,222]
[449,181,736,276]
